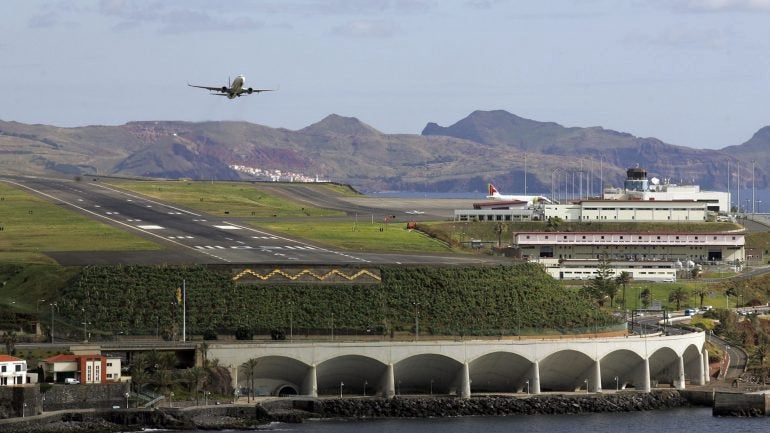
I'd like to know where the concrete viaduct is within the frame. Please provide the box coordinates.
[207,331,707,398]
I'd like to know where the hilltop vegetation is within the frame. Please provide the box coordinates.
[40,264,620,340]
[2,110,767,193]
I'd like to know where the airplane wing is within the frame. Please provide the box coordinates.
[187,83,227,93]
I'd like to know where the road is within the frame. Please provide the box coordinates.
[1,175,502,266]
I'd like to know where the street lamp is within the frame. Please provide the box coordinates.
[204,391,210,406]
[413,302,420,340]
[363,380,368,396]
[125,392,130,409]
[551,168,561,203]
[81,307,91,342]
[170,392,174,408]
[23,403,26,418]
[49,303,57,344]
[614,376,619,391]
[584,378,589,393]
[289,301,293,342]
[339,381,344,398]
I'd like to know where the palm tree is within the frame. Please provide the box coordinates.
[692,286,711,308]
[615,272,632,318]
[184,367,209,405]
[130,353,150,393]
[241,358,259,403]
[668,286,689,311]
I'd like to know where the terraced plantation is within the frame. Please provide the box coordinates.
[46,263,621,341]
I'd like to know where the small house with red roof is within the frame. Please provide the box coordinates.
[0,354,27,386]
[41,353,121,384]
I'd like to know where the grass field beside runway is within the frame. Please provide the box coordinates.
[110,180,346,218]
[0,181,161,264]
[254,220,454,253]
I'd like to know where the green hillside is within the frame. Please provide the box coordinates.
[39,264,620,341]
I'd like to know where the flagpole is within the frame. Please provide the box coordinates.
[182,279,186,342]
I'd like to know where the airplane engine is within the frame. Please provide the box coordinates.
[247,87,253,94]
[221,86,228,93]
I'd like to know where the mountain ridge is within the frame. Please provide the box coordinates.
[0,111,766,193]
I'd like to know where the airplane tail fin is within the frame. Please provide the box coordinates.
[488,183,499,195]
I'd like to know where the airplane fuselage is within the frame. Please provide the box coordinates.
[188,74,273,99]
[226,75,246,99]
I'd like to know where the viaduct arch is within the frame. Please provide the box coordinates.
[208,331,706,398]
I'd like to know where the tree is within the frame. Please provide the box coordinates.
[588,254,618,307]
[615,272,632,316]
[235,326,253,340]
[241,358,259,403]
[692,286,711,308]
[184,367,209,405]
[2,331,17,355]
[668,286,689,311]
[546,216,563,231]
[640,288,651,309]
[130,353,150,393]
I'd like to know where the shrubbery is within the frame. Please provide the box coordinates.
[50,263,621,339]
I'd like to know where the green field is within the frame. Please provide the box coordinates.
[255,220,454,253]
[110,180,346,218]
[0,181,161,264]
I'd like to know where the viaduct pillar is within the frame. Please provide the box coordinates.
[302,364,318,397]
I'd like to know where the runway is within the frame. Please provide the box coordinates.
[2,176,500,267]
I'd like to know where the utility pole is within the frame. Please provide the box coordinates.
[752,160,756,214]
[182,279,186,342]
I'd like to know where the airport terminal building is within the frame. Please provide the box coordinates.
[512,231,745,281]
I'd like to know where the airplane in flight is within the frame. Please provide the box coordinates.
[187,75,275,99]
[486,183,554,205]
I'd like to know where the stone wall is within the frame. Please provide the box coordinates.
[0,386,40,419]
[713,391,770,417]
[41,383,128,412]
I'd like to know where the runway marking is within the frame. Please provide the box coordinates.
[193,219,207,222]
[0,178,231,263]
[214,225,241,230]
[251,236,278,240]
[106,211,119,215]
[168,212,183,215]
[168,236,194,240]
[127,219,142,222]
[138,225,165,230]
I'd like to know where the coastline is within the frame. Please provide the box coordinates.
[0,390,693,432]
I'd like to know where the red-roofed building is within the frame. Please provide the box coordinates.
[42,353,121,384]
[0,354,27,386]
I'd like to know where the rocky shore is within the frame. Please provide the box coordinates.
[0,391,691,432]
[309,390,689,419]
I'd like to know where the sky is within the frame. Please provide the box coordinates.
[2,0,770,150]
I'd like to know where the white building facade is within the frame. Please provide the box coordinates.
[543,200,707,222]
[0,354,27,386]
[514,231,744,262]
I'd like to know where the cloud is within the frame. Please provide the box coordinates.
[331,19,399,38]
[463,0,508,10]
[672,0,770,12]
[626,26,733,50]
[26,0,84,28]
[96,0,262,33]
